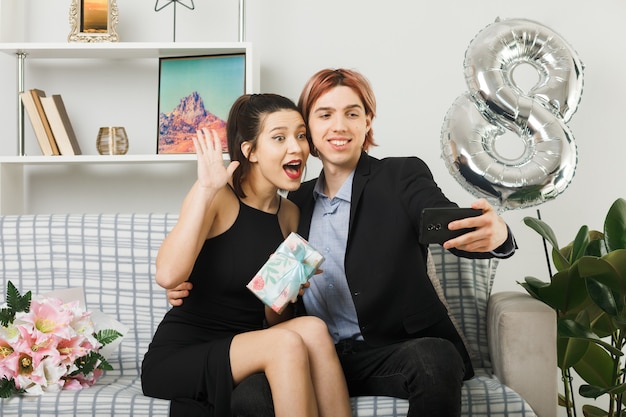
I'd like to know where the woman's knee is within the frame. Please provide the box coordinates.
[270,328,310,359]
[292,316,333,343]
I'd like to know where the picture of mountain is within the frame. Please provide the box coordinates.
[158,91,226,154]
[157,54,246,154]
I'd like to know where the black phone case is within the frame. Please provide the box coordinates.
[419,207,482,244]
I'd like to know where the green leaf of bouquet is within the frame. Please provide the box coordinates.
[70,351,99,376]
[605,198,626,252]
[0,377,23,398]
[95,329,122,347]
[0,308,13,327]
[96,353,114,371]
[6,281,31,314]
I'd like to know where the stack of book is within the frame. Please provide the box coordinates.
[20,89,82,156]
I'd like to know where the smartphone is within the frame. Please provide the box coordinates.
[419,207,483,245]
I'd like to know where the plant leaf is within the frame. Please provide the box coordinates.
[558,335,589,369]
[0,308,13,327]
[70,351,99,376]
[524,217,570,270]
[570,225,591,263]
[579,253,626,317]
[586,278,620,317]
[6,281,31,314]
[536,267,589,313]
[605,198,626,252]
[0,282,31,326]
[0,377,23,398]
[581,404,610,417]
[558,318,623,356]
[95,329,122,347]
[96,353,113,371]
[574,342,616,388]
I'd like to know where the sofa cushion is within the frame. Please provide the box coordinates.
[351,371,536,417]
[428,245,498,371]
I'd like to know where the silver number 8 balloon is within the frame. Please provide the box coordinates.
[441,18,584,210]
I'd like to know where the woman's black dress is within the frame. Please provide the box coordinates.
[141,198,284,416]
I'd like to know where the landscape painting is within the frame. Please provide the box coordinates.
[157,54,246,154]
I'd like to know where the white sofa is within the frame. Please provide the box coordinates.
[0,214,556,417]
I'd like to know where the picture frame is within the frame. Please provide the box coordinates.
[157,53,246,154]
[68,0,119,43]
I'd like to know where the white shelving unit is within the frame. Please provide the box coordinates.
[0,42,257,214]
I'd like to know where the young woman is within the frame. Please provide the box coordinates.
[141,94,351,417]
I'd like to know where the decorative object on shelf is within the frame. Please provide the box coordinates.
[440,18,583,211]
[68,0,119,43]
[20,89,60,156]
[40,95,82,156]
[0,282,123,397]
[157,54,245,154]
[154,0,194,42]
[96,126,128,155]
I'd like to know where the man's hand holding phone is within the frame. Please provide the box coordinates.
[420,199,509,252]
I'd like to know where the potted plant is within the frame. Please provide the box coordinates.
[520,198,626,417]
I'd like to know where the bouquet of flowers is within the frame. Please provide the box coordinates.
[0,281,122,398]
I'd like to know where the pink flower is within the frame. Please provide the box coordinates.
[16,298,74,339]
[250,275,265,291]
[64,368,103,389]
[10,325,60,374]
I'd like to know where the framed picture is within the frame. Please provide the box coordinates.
[157,53,246,154]
[68,0,119,43]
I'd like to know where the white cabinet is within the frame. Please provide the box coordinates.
[0,42,258,214]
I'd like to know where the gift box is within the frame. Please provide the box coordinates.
[247,232,324,314]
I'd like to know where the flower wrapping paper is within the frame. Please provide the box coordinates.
[247,232,324,314]
[0,286,127,396]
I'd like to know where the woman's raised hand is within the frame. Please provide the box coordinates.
[192,128,240,190]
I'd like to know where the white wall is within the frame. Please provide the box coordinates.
[1,0,624,292]
[1,1,624,413]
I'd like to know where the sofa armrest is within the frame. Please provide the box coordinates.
[488,291,557,417]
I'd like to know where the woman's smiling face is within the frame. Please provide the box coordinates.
[244,109,309,192]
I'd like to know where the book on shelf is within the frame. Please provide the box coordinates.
[40,94,82,156]
[19,89,60,156]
